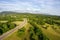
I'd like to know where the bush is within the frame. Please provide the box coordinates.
[0,29,3,35]
[0,22,16,35]
[17,27,26,37]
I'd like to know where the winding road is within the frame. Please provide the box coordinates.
[0,18,27,40]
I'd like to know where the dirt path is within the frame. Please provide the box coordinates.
[0,19,27,40]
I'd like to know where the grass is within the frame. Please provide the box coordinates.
[0,21,8,23]
[4,23,38,40]
[3,23,28,40]
[39,23,60,40]
[12,21,22,25]
[3,21,25,40]
[52,24,60,34]
[3,22,60,40]
[3,31,22,40]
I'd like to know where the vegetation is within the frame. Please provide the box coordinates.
[0,11,60,40]
[0,22,16,35]
[17,27,26,37]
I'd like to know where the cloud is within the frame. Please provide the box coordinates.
[0,0,60,15]
[0,0,40,12]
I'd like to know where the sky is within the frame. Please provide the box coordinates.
[0,0,60,15]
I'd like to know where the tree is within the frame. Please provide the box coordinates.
[0,29,3,35]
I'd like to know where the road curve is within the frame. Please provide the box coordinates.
[0,19,27,40]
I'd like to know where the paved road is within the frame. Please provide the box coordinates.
[0,19,27,40]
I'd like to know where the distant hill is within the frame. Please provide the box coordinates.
[0,11,19,14]
[0,11,60,17]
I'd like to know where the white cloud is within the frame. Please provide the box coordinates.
[0,0,60,15]
[0,1,41,12]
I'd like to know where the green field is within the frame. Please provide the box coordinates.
[0,12,60,40]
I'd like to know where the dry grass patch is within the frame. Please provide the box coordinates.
[12,21,22,25]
